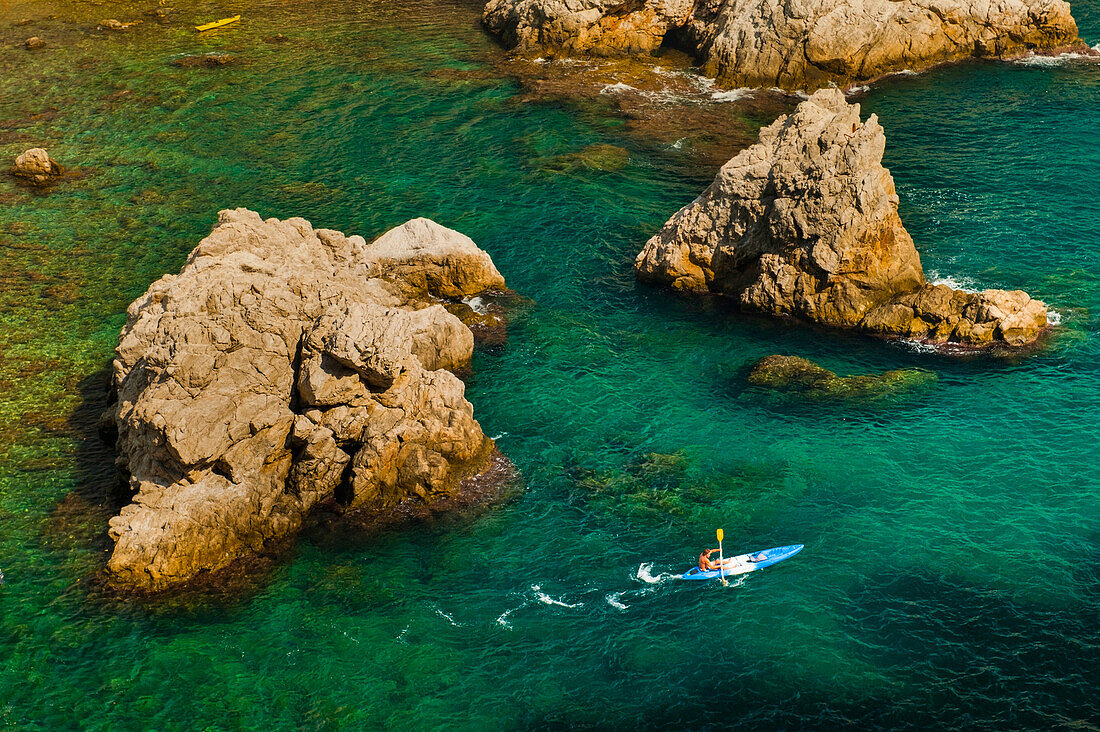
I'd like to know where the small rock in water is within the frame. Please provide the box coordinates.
[171,53,235,68]
[100,19,141,31]
[24,36,45,50]
[10,148,64,185]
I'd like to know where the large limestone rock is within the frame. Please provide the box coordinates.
[10,148,63,184]
[483,0,1081,90]
[106,209,509,591]
[635,89,1048,348]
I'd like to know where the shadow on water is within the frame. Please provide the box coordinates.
[38,363,120,565]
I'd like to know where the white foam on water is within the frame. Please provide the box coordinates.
[845,85,870,96]
[670,138,687,150]
[635,562,675,584]
[600,82,637,95]
[1012,50,1100,67]
[395,625,410,644]
[900,339,941,355]
[928,270,983,294]
[490,432,508,440]
[464,295,489,314]
[690,75,717,94]
[531,584,583,608]
[606,593,628,610]
[434,608,459,627]
[496,608,515,629]
[711,87,752,102]
[1047,309,1062,326]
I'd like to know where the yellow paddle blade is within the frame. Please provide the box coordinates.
[716,528,724,542]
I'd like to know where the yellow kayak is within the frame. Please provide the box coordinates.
[195,15,240,32]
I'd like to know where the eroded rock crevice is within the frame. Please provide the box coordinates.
[105,209,515,592]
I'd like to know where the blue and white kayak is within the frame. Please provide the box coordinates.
[681,544,804,581]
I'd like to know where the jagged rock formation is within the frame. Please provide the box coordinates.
[10,148,63,184]
[483,0,1081,90]
[484,0,693,57]
[105,209,510,591]
[747,355,936,400]
[635,89,1048,348]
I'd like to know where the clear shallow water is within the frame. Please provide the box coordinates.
[0,0,1098,728]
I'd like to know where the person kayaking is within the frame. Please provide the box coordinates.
[698,548,724,571]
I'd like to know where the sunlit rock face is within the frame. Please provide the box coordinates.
[106,209,509,591]
[635,89,1048,348]
[483,0,1081,90]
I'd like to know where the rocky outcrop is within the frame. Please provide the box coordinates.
[105,209,510,591]
[635,89,1048,348]
[10,148,63,184]
[747,355,936,400]
[483,0,1081,90]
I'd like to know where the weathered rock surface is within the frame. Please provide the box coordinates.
[24,36,45,50]
[484,0,693,57]
[105,209,510,591]
[483,0,1081,90]
[10,148,63,184]
[747,355,936,400]
[635,89,1048,348]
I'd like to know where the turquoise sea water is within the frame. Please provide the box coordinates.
[0,0,1098,728]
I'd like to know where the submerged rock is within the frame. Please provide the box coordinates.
[635,89,1048,349]
[105,209,511,592]
[538,143,629,174]
[10,148,63,184]
[483,0,1081,91]
[171,53,235,68]
[747,355,936,400]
